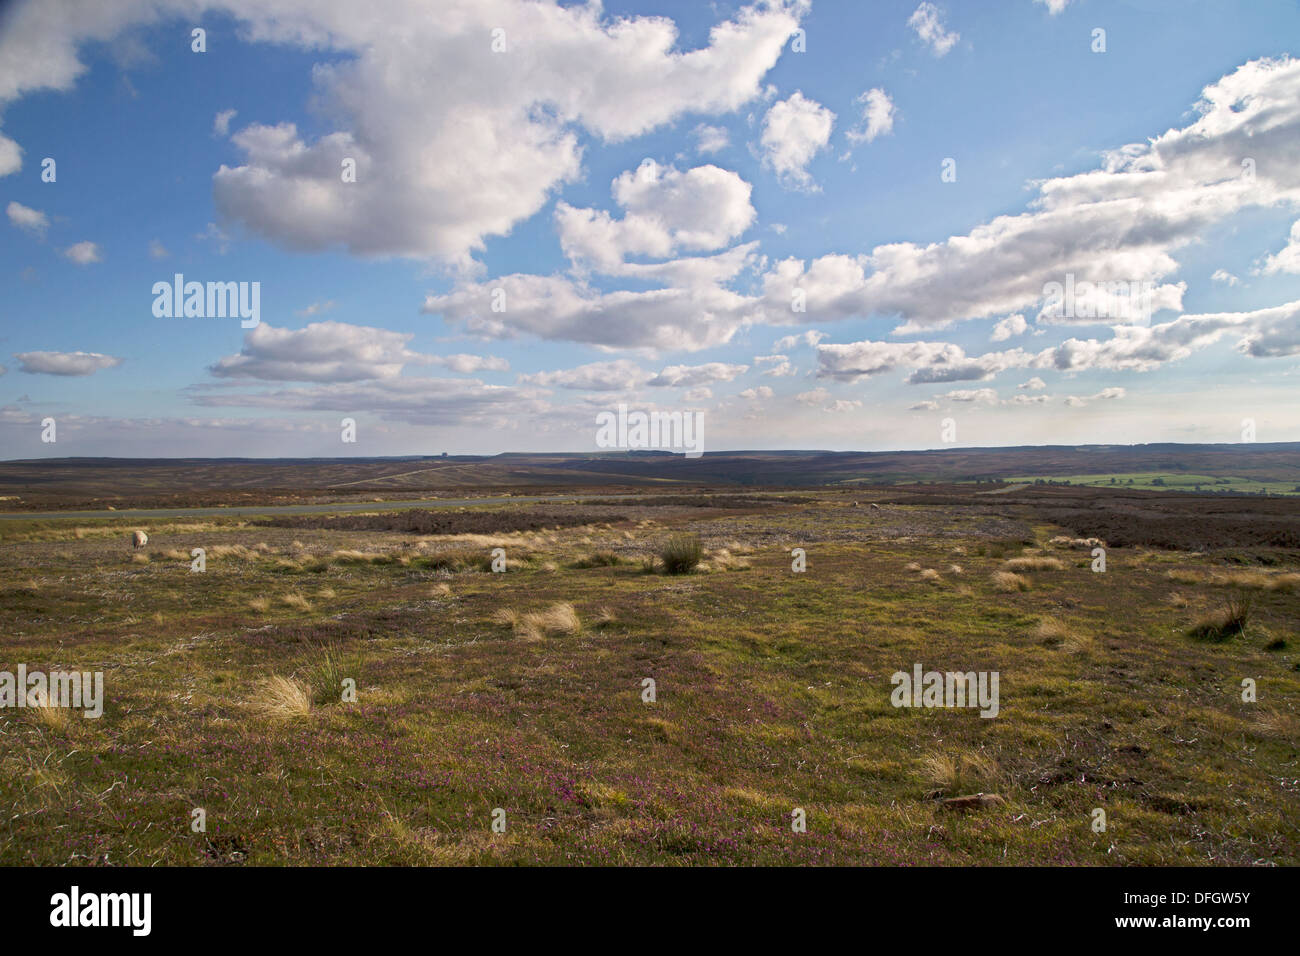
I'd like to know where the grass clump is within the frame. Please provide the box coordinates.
[1188,589,1253,642]
[990,570,1029,593]
[659,533,703,575]
[302,646,351,705]
[569,551,624,569]
[521,602,581,638]
[251,675,313,719]
[1002,556,1064,573]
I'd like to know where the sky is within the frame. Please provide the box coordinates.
[1,0,1299,459]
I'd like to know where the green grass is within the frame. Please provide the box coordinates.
[1003,473,1300,494]
[1,499,1297,865]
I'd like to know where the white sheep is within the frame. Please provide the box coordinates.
[132,530,148,550]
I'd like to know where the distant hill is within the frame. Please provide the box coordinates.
[1,443,1298,510]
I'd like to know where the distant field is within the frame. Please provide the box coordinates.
[1004,473,1300,495]
[2,489,1297,865]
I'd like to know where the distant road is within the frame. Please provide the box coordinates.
[0,494,605,522]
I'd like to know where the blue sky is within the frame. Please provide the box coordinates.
[2,0,1299,458]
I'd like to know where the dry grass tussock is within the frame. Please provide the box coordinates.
[990,570,1030,592]
[251,675,313,719]
[494,603,581,640]
[1002,556,1064,572]
[921,752,1000,795]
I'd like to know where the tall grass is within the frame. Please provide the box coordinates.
[659,533,703,574]
[1189,588,1254,642]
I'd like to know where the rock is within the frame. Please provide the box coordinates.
[938,793,1005,813]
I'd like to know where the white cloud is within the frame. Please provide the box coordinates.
[693,123,730,155]
[210,321,433,382]
[295,300,336,317]
[755,354,795,376]
[518,359,650,392]
[556,159,755,272]
[433,354,510,374]
[1211,268,1240,285]
[1033,0,1072,14]
[6,200,47,234]
[213,108,237,137]
[1064,387,1126,407]
[758,57,1300,336]
[148,239,169,259]
[846,88,895,146]
[648,362,748,388]
[908,3,959,57]
[1018,376,1047,390]
[0,129,20,176]
[0,0,804,263]
[738,385,773,401]
[990,313,1027,341]
[773,330,826,351]
[939,388,999,405]
[15,350,121,376]
[204,0,800,265]
[62,240,101,264]
[423,243,762,352]
[1259,219,1300,275]
[816,338,1034,384]
[760,91,834,190]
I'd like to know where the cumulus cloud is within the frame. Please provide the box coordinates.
[1018,376,1047,390]
[433,353,509,374]
[422,243,762,352]
[773,330,826,351]
[1033,0,1072,14]
[6,200,47,234]
[693,123,730,155]
[760,91,834,190]
[755,354,795,376]
[556,159,755,272]
[518,359,651,391]
[908,3,959,57]
[816,339,1034,384]
[1211,268,1240,285]
[846,88,895,146]
[1258,219,1300,275]
[62,240,100,264]
[990,313,1027,342]
[0,129,20,176]
[0,0,804,263]
[208,0,801,264]
[647,362,748,388]
[939,388,999,405]
[1064,387,1126,407]
[210,321,433,382]
[757,57,1300,335]
[15,350,121,376]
